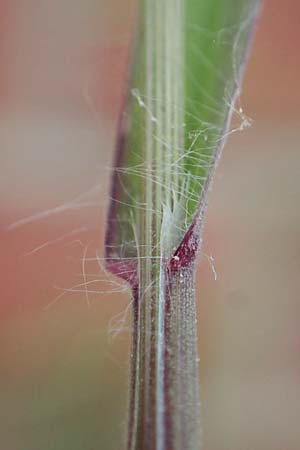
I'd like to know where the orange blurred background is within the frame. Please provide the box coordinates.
[0,1,299,449]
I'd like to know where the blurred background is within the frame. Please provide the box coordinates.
[0,1,299,449]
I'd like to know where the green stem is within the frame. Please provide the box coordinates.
[127,261,201,450]
[126,1,201,449]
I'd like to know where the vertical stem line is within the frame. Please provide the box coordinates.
[142,0,154,446]
[164,0,172,201]
[154,2,164,449]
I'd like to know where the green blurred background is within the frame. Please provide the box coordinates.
[0,1,299,449]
